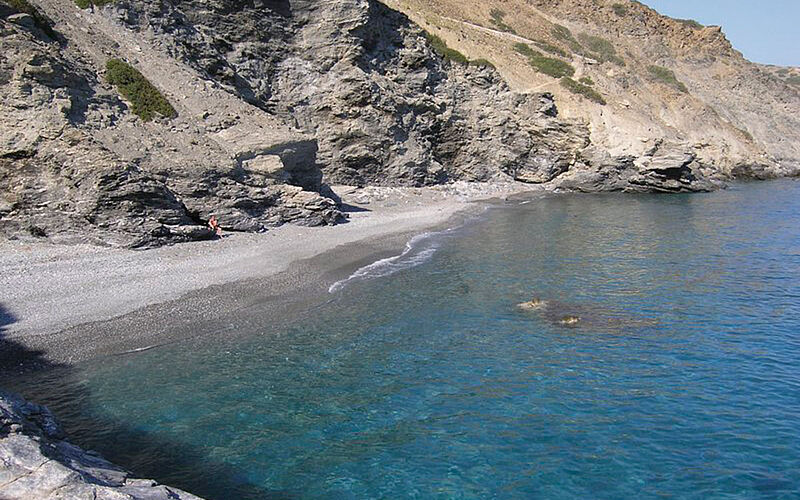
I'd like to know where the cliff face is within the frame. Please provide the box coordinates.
[0,0,797,247]
[385,0,800,180]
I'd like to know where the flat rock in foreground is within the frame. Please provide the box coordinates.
[0,390,203,500]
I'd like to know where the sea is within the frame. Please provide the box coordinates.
[5,179,800,499]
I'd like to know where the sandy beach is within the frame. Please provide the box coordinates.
[0,182,538,369]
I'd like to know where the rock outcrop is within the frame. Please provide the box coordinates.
[0,0,343,247]
[0,390,203,500]
[1,0,798,247]
[386,0,800,180]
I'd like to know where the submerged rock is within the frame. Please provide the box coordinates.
[558,315,581,326]
[516,297,656,331]
[517,298,549,310]
[0,390,203,500]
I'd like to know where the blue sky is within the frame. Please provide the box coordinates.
[640,0,800,66]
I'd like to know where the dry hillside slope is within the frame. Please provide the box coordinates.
[386,0,800,176]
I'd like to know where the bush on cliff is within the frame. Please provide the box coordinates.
[532,40,569,58]
[612,3,628,16]
[489,8,516,34]
[560,77,606,105]
[514,43,575,79]
[106,59,176,121]
[424,32,469,65]
[551,24,583,54]
[676,18,703,29]
[470,58,496,69]
[647,65,689,93]
[577,33,625,65]
[74,0,114,10]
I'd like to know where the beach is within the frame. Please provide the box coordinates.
[0,182,536,369]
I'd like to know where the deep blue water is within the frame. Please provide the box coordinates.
[8,180,800,499]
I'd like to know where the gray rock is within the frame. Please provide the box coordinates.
[0,390,204,500]
[0,0,763,249]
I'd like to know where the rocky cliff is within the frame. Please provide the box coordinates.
[385,0,800,182]
[0,0,798,247]
[0,390,202,499]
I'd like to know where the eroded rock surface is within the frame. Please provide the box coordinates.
[1,0,796,247]
[0,390,203,500]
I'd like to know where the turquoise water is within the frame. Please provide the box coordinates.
[8,180,800,499]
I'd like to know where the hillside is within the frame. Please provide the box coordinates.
[1,0,798,247]
[385,0,800,177]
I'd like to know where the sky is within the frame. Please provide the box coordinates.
[640,0,800,67]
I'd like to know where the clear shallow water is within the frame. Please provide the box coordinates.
[8,180,800,499]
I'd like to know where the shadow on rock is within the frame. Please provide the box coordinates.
[0,303,294,500]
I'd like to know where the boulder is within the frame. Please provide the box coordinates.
[0,390,204,500]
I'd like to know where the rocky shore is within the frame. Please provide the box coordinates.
[0,182,528,499]
[0,389,202,499]
[2,0,799,497]
[0,182,530,367]
[4,0,794,250]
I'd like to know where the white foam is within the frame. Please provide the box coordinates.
[328,232,439,293]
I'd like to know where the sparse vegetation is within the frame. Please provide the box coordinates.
[74,0,114,9]
[551,24,583,54]
[611,3,628,16]
[424,32,469,64]
[514,43,574,79]
[577,33,625,65]
[676,18,703,29]
[786,75,800,86]
[560,77,606,105]
[513,42,540,59]
[489,8,516,34]
[105,59,176,121]
[532,40,569,58]
[647,65,689,93]
[470,58,496,69]
[1,0,56,38]
[579,76,594,86]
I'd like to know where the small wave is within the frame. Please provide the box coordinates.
[117,345,158,356]
[329,232,440,293]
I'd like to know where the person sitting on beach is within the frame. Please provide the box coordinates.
[208,215,222,237]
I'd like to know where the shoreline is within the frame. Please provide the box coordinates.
[0,182,539,370]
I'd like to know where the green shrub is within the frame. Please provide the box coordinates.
[515,43,575,79]
[561,77,606,105]
[551,24,583,54]
[1,0,56,38]
[424,32,469,64]
[647,65,689,93]
[577,33,625,65]
[529,56,575,78]
[785,75,800,86]
[676,18,703,29]
[611,3,628,16]
[106,59,176,121]
[74,0,114,9]
[578,76,594,86]
[470,58,496,69]
[489,8,516,34]
[513,42,540,59]
[532,40,569,58]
